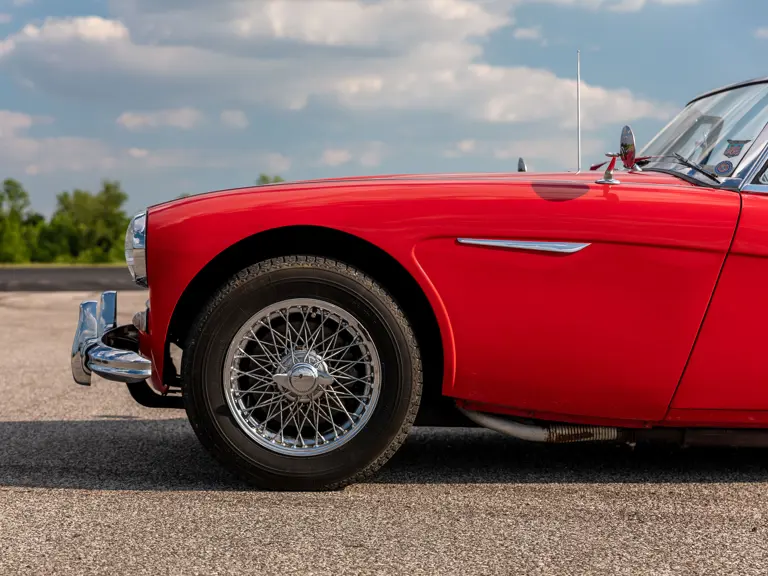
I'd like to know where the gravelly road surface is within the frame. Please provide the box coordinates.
[2,291,768,575]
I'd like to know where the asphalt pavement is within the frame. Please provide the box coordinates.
[2,290,768,575]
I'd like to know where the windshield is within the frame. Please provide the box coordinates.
[641,83,768,181]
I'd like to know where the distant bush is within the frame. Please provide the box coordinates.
[257,173,285,185]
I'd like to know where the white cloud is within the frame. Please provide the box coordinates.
[128,147,149,158]
[0,108,287,176]
[443,136,604,162]
[116,107,204,131]
[2,140,289,175]
[0,134,119,174]
[0,113,122,175]
[0,0,704,194]
[321,148,352,167]
[525,0,703,11]
[0,7,674,131]
[493,137,604,160]
[756,28,768,39]
[359,142,387,167]
[15,15,128,42]
[265,153,291,173]
[122,148,289,171]
[444,139,477,157]
[0,110,33,137]
[0,14,12,25]
[318,142,387,167]
[513,26,542,41]
[113,0,512,51]
[220,109,249,129]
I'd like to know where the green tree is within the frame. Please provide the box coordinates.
[35,180,130,264]
[256,173,285,185]
[3,178,31,217]
[0,179,32,262]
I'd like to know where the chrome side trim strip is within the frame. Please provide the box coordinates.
[742,184,768,194]
[457,238,591,254]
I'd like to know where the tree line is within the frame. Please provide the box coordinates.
[0,173,285,264]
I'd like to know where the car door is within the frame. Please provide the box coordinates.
[413,174,740,423]
[669,163,768,415]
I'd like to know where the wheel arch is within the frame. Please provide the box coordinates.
[167,225,461,426]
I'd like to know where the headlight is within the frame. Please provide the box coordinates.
[125,211,147,287]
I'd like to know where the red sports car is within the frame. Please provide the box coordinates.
[72,77,768,490]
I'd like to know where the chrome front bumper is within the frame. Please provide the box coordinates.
[71,291,152,385]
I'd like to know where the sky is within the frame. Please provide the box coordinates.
[0,0,767,216]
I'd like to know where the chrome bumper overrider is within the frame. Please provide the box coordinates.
[71,291,152,386]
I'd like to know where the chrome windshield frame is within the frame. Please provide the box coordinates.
[733,119,768,184]
[740,134,768,194]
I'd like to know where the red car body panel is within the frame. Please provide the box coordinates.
[142,171,751,426]
[670,193,768,412]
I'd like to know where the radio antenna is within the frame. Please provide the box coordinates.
[577,49,582,172]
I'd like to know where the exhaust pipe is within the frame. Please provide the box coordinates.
[459,406,768,448]
[458,407,620,443]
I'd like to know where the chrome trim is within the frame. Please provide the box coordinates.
[741,184,768,194]
[71,300,98,385]
[71,290,152,386]
[739,139,768,193]
[132,310,148,333]
[132,298,149,332]
[688,77,768,106]
[457,238,591,254]
[733,121,768,188]
[97,290,117,337]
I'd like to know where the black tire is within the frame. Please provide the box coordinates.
[181,256,422,490]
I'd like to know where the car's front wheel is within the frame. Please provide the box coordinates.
[182,256,422,490]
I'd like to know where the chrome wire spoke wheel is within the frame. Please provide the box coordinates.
[184,256,422,489]
[223,297,382,456]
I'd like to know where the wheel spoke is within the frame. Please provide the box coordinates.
[232,368,273,384]
[235,347,274,371]
[323,342,362,362]
[326,389,355,426]
[330,380,369,402]
[313,319,344,354]
[329,373,374,387]
[248,328,282,368]
[261,319,289,356]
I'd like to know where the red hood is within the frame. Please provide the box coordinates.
[151,170,696,211]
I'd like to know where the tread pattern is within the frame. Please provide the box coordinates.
[182,255,423,490]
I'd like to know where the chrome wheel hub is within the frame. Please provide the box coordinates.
[273,350,331,401]
[284,362,319,396]
[224,298,381,456]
